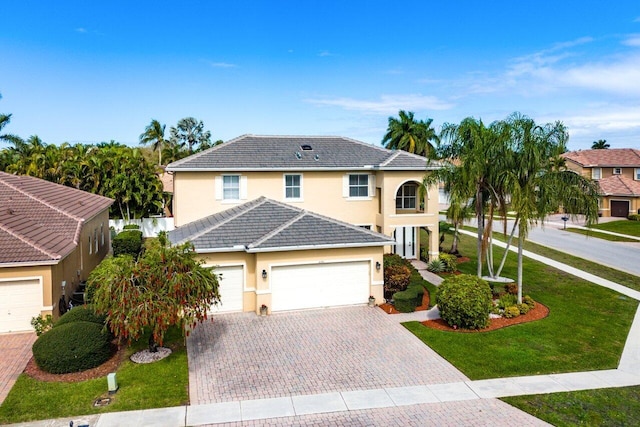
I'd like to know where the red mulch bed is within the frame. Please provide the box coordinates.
[421,302,549,332]
[379,292,430,314]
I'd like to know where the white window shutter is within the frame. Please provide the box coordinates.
[343,174,349,197]
[240,176,248,200]
[215,176,222,200]
[369,174,376,196]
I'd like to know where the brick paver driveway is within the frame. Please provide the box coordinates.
[188,306,468,405]
[0,332,36,404]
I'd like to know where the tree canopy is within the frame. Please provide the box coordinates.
[382,110,439,158]
[169,117,212,154]
[591,139,610,149]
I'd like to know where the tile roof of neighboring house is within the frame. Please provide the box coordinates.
[562,148,640,167]
[597,175,640,196]
[168,196,395,252]
[166,134,439,171]
[0,172,113,265]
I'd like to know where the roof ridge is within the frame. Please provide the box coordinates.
[0,218,61,260]
[248,208,306,249]
[380,151,401,167]
[0,174,84,223]
[167,134,252,169]
[303,209,393,239]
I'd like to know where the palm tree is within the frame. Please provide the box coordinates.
[382,110,439,158]
[591,139,610,149]
[169,117,211,154]
[139,119,167,165]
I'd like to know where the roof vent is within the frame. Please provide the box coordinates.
[295,151,302,159]
[314,154,320,161]
[301,144,313,151]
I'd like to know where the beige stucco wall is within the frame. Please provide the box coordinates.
[599,196,639,217]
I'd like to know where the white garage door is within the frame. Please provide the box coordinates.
[0,278,42,333]
[209,266,244,313]
[271,261,370,311]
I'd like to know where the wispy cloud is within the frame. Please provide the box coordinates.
[205,61,237,68]
[75,27,87,33]
[634,16,640,22]
[305,94,454,114]
[622,34,640,47]
[318,50,333,57]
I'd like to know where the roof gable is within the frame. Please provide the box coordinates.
[167,134,438,171]
[598,175,640,196]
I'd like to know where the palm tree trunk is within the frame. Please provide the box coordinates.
[476,188,483,278]
[517,233,524,304]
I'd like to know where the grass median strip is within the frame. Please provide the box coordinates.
[587,220,640,237]
[565,227,638,242]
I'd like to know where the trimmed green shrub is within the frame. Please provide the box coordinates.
[497,293,518,310]
[123,223,141,230]
[112,230,143,257]
[383,253,405,268]
[32,321,113,374]
[523,295,536,309]
[628,214,640,221]
[393,286,424,313]
[517,303,530,315]
[426,259,445,273]
[54,305,107,328]
[439,253,458,272]
[436,274,492,329]
[504,306,521,319]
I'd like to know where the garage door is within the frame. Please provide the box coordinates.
[271,261,370,311]
[209,266,244,313]
[0,278,42,333]
[611,200,630,217]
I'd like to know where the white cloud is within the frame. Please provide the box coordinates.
[622,34,640,46]
[206,61,237,68]
[75,27,87,33]
[305,94,454,114]
[318,50,333,57]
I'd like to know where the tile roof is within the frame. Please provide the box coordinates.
[563,149,640,167]
[0,172,113,265]
[168,197,395,252]
[597,175,640,196]
[167,134,439,171]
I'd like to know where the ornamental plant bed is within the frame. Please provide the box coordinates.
[421,301,549,332]
[379,291,430,314]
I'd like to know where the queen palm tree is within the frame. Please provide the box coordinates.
[139,119,167,165]
[382,110,439,158]
[591,139,610,149]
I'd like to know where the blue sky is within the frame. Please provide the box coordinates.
[1,1,640,150]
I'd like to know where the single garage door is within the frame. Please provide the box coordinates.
[209,266,244,313]
[0,278,42,333]
[271,261,370,311]
[611,200,630,218]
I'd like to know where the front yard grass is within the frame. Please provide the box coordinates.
[587,219,640,237]
[404,233,637,380]
[0,326,188,424]
[501,386,640,426]
[565,227,638,242]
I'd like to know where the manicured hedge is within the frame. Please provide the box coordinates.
[54,305,106,328]
[112,229,143,257]
[436,274,492,329]
[32,321,113,374]
[628,214,640,221]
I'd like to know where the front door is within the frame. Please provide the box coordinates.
[394,226,416,259]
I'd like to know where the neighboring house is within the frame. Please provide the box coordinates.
[166,135,440,313]
[0,172,113,333]
[563,149,640,217]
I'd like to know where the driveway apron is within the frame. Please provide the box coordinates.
[187,306,468,405]
[0,332,36,405]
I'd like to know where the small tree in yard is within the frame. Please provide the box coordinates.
[88,232,220,352]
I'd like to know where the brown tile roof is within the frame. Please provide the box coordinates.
[598,175,640,197]
[0,172,113,265]
[563,148,640,167]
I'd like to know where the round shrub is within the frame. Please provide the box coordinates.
[517,303,530,315]
[32,321,113,374]
[384,265,411,293]
[438,253,458,273]
[436,274,492,329]
[54,305,106,328]
[523,295,536,309]
[504,306,521,319]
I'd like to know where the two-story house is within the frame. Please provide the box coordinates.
[0,172,113,333]
[563,148,640,217]
[167,135,440,313]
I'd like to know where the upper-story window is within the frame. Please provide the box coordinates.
[349,174,369,197]
[613,167,622,175]
[284,174,302,200]
[223,175,240,200]
[396,183,417,209]
[592,168,602,180]
[635,168,640,180]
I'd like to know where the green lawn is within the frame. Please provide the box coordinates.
[405,233,637,380]
[566,227,638,242]
[588,220,640,237]
[0,326,188,424]
[502,386,640,426]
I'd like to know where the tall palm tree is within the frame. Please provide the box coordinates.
[139,119,167,165]
[382,110,439,158]
[169,117,211,154]
[591,139,610,149]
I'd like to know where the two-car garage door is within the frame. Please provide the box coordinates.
[0,278,42,333]
[271,261,370,311]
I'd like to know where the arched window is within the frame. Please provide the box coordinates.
[396,183,417,209]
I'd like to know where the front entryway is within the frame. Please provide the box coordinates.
[270,261,370,311]
[393,226,416,259]
[611,200,630,217]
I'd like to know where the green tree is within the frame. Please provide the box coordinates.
[88,233,221,351]
[139,119,167,165]
[170,117,212,154]
[591,139,610,149]
[382,110,439,158]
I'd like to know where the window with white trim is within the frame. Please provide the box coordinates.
[592,168,602,180]
[635,168,640,180]
[223,175,240,200]
[349,174,369,197]
[613,167,622,175]
[284,174,302,199]
[396,183,417,209]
